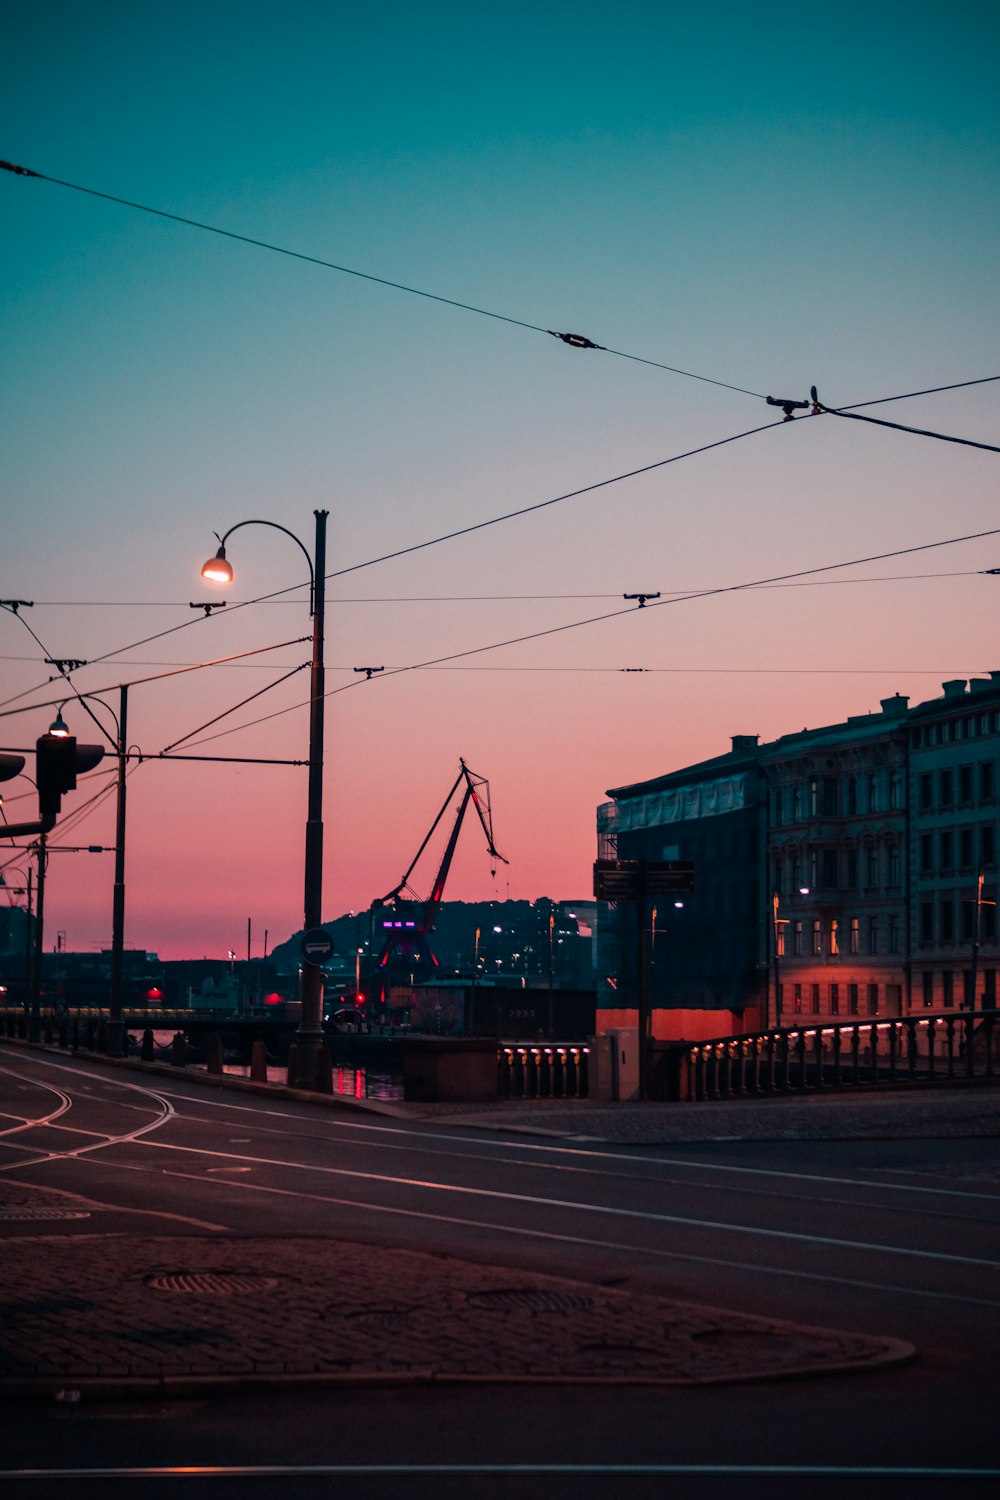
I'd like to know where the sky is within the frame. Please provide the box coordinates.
[2,0,998,960]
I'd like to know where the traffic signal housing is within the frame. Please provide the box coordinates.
[35,734,105,818]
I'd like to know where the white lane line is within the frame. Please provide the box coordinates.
[116,1079,1000,1204]
[10,1054,999,1212]
[150,1163,1000,1309]
[2,1462,997,1479]
[134,1136,1000,1271]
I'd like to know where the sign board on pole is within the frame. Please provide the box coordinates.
[593,860,640,902]
[594,858,696,901]
[645,860,697,895]
[301,927,335,964]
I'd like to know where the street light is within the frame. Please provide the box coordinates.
[201,511,329,1091]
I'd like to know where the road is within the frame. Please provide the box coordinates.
[1,1044,998,1498]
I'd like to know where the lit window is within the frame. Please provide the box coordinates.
[849,918,859,954]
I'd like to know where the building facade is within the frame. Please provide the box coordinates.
[596,678,999,1039]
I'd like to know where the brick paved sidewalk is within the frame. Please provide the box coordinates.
[0,1187,913,1400]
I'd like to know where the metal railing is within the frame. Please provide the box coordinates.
[499,1044,590,1100]
[668,1010,999,1102]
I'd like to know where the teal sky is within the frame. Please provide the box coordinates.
[2,2,998,958]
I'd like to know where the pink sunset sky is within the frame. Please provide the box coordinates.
[3,3,997,960]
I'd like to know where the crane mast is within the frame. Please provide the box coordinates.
[373,759,507,974]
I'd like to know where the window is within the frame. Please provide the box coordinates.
[942,970,954,1007]
[920,774,933,811]
[889,916,901,954]
[889,771,903,810]
[922,972,934,1007]
[889,847,901,884]
[960,828,973,869]
[939,830,953,870]
[776,925,785,958]
[867,774,879,813]
[847,777,858,814]
[868,917,878,953]
[887,984,902,1014]
[847,850,858,887]
[959,765,974,804]
[830,919,839,955]
[983,825,996,866]
[920,834,933,874]
[773,859,783,894]
[941,896,954,942]
[849,917,860,954]
[830,983,840,1015]
[867,983,879,1016]
[793,920,804,956]
[848,982,859,1015]
[939,769,953,807]
[821,848,838,887]
[809,778,819,816]
[984,902,997,941]
[812,919,822,955]
[811,983,820,1012]
[981,762,995,801]
[821,777,838,816]
[920,903,934,943]
[961,901,975,942]
[866,847,879,886]
[793,983,803,1015]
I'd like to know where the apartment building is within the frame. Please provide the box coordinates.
[596,678,999,1038]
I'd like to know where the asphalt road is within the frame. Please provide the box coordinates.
[1,1045,998,1498]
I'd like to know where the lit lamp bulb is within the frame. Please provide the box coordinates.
[201,545,233,585]
[49,709,71,737]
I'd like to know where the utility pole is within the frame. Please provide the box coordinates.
[30,834,47,1041]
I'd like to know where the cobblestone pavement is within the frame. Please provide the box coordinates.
[0,1188,914,1399]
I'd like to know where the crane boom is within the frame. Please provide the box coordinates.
[373,759,507,974]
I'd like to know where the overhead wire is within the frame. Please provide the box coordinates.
[1,157,765,400]
[811,386,1000,454]
[174,524,1000,749]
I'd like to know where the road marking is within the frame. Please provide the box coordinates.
[2,1462,998,1479]
[135,1135,1000,1271]
[122,1077,1000,1203]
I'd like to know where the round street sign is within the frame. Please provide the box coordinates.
[301,927,335,964]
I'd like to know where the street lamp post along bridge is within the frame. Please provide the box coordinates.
[201,510,328,1091]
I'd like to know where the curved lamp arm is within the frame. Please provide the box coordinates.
[207,519,315,614]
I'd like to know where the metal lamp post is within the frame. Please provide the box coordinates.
[202,510,328,1091]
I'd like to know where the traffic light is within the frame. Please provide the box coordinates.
[35,734,105,817]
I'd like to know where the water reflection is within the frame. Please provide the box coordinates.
[145,1031,403,1101]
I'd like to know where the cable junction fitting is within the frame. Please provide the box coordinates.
[548,330,605,350]
[624,593,661,608]
[354,666,385,680]
[189,602,227,615]
[766,396,810,420]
